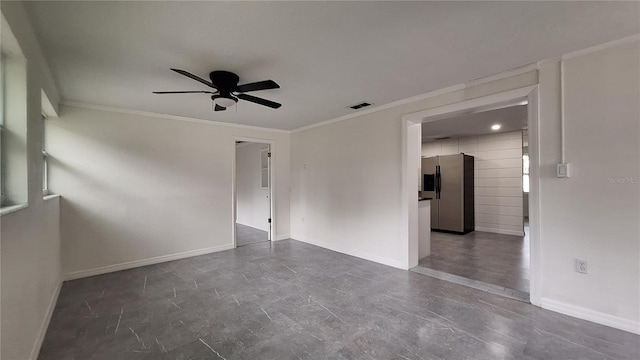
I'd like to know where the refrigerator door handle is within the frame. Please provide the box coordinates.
[436,165,441,199]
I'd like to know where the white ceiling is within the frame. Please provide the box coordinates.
[24,1,639,130]
[422,105,527,142]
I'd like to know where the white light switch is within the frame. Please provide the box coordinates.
[557,163,570,178]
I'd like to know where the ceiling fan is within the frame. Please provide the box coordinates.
[154,69,281,111]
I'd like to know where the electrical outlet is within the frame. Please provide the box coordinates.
[575,259,588,274]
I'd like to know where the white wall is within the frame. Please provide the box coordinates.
[1,2,62,359]
[291,38,639,333]
[422,130,524,236]
[290,70,538,269]
[48,105,290,278]
[1,198,60,360]
[236,142,270,231]
[537,40,639,332]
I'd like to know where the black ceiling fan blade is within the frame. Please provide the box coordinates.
[170,68,217,89]
[237,93,281,109]
[214,104,226,112]
[153,91,215,94]
[236,80,280,93]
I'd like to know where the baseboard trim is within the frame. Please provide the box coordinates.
[292,236,405,269]
[30,280,62,360]
[475,227,524,236]
[63,244,235,281]
[541,298,640,335]
[274,234,290,241]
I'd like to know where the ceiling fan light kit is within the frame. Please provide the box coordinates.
[212,95,238,108]
[153,69,281,112]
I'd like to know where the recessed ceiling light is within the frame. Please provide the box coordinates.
[491,124,501,130]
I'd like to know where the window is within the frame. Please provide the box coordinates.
[42,114,49,195]
[522,154,530,193]
[0,25,29,208]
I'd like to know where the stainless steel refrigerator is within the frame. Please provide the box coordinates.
[421,154,474,234]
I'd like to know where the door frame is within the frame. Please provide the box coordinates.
[401,85,541,305]
[232,136,276,248]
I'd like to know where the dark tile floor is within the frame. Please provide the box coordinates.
[236,223,268,247]
[419,228,529,293]
[39,240,638,360]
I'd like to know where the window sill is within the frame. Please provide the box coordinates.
[43,193,60,201]
[0,204,28,216]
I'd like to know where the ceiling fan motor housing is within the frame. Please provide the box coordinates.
[209,71,240,91]
[210,71,240,107]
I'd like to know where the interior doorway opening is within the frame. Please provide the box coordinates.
[234,140,272,247]
[402,86,540,305]
[417,104,531,301]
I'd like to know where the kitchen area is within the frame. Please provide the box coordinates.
[414,104,530,302]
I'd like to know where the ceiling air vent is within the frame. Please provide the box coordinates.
[349,102,372,110]
[434,136,451,140]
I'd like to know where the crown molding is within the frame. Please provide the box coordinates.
[464,62,538,87]
[61,101,291,134]
[292,35,639,134]
[291,64,540,134]
[291,83,466,133]
[561,33,639,60]
[536,33,640,67]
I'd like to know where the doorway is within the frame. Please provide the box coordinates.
[234,140,272,247]
[417,107,530,301]
[402,85,541,305]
